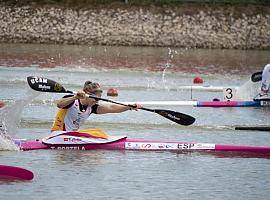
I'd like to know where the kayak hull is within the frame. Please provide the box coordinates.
[15,138,270,154]
[122,100,270,107]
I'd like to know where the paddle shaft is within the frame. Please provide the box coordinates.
[68,90,158,112]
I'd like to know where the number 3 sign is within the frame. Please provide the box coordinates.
[223,88,236,101]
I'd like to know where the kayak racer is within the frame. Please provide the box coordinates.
[51,81,142,132]
[254,64,270,100]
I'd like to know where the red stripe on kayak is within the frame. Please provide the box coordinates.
[197,101,260,107]
[60,132,106,139]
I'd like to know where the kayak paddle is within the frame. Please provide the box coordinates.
[251,71,262,82]
[27,76,195,126]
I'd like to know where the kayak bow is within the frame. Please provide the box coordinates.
[0,165,34,181]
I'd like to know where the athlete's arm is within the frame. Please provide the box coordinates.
[96,103,141,114]
[56,90,85,108]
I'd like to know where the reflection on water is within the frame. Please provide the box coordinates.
[0,178,30,185]
[50,151,111,167]
[0,43,269,74]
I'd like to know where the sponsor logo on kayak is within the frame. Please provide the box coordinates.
[125,142,178,150]
[141,144,151,149]
[63,138,83,142]
[177,143,195,149]
[165,144,174,149]
[177,143,215,150]
[126,142,216,150]
[71,138,83,142]
[158,144,165,149]
[50,146,86,150]
[38,84,51,90]
[158,144,174,149]
[126,142,139,149]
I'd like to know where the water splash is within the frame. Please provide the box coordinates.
[161,48,178,89]
[0,124,19,151]
[0,88,39,151]
[235,80,260,100]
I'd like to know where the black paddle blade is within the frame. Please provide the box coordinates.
[251,71,262,82]
[27,76,68,93]
[155,109,195,126]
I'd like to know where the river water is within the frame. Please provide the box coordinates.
[0,43,270,200]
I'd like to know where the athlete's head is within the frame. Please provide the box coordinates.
[83,81,103,97]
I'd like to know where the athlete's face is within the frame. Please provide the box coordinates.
[84,88,102,97]
[83,82,102,104]
[84,82,102,95]
[83,89,102,104]
[92,90,102,97]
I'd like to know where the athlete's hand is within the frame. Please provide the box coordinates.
[75,90,86,99]
[129,103,143,111]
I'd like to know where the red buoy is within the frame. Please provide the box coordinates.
[193,76,203,84]
[107,88,118,97]
[0,101,5,108]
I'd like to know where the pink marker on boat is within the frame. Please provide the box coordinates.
[0,165,34,181]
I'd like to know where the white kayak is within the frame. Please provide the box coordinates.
[121,100,270,107]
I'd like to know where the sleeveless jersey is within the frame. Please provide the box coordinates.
[51,97,98,132]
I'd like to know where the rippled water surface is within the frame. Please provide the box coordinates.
[0,44,270,200]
